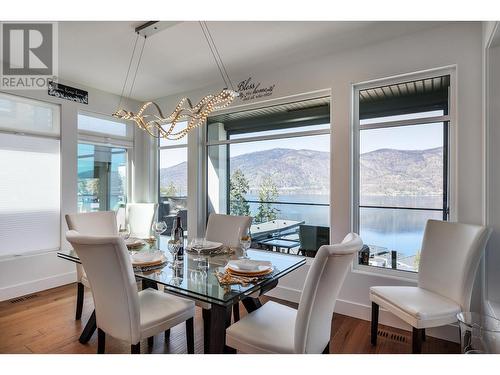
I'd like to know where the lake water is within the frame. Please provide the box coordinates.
[243,194,444,261]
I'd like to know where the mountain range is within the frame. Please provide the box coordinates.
[160,147,443,197]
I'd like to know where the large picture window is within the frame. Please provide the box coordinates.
[77,113,132,213]
[206,97,330,255]
[77,144,128,212]
[354,74,451,272]
[158,124,188,233]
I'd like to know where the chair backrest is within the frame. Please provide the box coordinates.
[65,230,141,344]
[418,220,491,310]
[65,211,118,235]
[205,213,252,247]
[65,211,119,282]
[299,225,330,252]
[126,203,157,239]
[294,233,363,354]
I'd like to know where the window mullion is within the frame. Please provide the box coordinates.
[360,115,449,130]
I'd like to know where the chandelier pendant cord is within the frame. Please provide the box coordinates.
[112,21,239,141]
[203,22,236,91]
[117,33,140,110]
[128,35,147,100]
[199,21,235,91]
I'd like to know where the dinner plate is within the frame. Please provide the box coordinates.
[130,250,164,265]
[126,238,145,249]
[226,260,273,275]
[200,240,223,250]
[187,240,223,251]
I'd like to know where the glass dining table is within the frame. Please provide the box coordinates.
[57,236,306,354]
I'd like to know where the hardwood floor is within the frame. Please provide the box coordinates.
[0,284,459,354]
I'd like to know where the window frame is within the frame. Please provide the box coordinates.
[76,143,129,212]
[77,111,134,212]
[351,67,456,279]
[204,94,332,228]
[0,92,62,258]
[157,135,189,207]
[77,110,134,148]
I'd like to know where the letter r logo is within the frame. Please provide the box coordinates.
[2,23,53,75]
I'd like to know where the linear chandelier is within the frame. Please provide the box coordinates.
[112,21,238,140]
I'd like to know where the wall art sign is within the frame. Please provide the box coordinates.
[236,77,276,102]
[48,80,88,104]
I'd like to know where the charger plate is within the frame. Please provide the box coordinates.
[226,266,273,277]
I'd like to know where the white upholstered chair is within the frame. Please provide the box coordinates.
[205,213,252,248]
[226,233,363,353]
[370,219,491,353]
[65,211,118,320]
[126,203,158,239]
[65,230,195,354]
[204,213,252,317]
[192,213,253,351]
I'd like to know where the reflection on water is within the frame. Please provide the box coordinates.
[360,196,444,271]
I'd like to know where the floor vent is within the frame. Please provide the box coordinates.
[10,294,39,304]
[378,329,407,343]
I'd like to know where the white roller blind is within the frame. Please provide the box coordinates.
[0,94,60,257]
[0,92,60,136]
[78,113,133,148]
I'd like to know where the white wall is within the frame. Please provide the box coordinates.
[484,22,500,318]
[0,81,141,301]
[155,22,484,341]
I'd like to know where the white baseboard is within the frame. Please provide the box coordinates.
[0,271,77,302]
[266,285,302,304]
[267,284,460,343]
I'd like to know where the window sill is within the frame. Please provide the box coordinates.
[351,263,418,283]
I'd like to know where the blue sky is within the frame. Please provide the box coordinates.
[161,113,445,167]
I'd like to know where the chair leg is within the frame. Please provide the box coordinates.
[371,302,379,346]
[97,328,105,354]
[75,282,84,320]
[412,327,423,354]
[147,336,154,347]
[202,308,211,354]
[131,343,140,354]
[233,303,240,323]
[165,329,171,342]
[186,317,194,354]
[322,342,330,354]
[421,329,426,342]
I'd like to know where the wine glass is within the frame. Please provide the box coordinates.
[239,231,252,259]
[118,224,131,240]
[189,237,205,262]
[168,240,181,269]
[152,221,167,237]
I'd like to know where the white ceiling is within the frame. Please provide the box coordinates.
[58,21,445,101]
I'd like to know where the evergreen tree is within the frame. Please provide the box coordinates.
[230,169,250,216]
[160,182,178,197]
[255,174,279,223]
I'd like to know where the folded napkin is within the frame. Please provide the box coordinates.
[215,271,258,286]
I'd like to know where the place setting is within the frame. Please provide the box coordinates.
[215,231,275,286]
[186,237,228,257]
[117,222,169,272]
[216,259,274,286]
